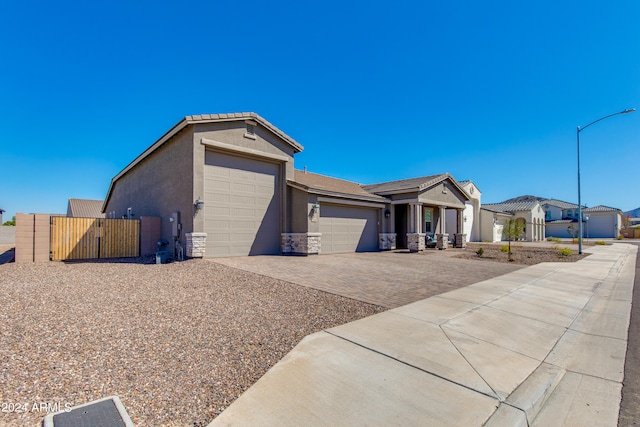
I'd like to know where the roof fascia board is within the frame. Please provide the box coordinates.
[201,138,289,163]
[317,196,386,209]
[287,181,387,204]
[390,198,419,204]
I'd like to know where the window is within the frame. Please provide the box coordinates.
[545,211,551,220]
[567,210,573,218]
[424,209,432,233]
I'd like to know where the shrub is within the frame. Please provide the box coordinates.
[617,235,624,240]
[547,236,561,243]
[558,247,572,257]
[499,245,509,253]
[476,247,484,257]
[595,241,607,245]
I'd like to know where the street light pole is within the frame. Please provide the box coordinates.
[577,108,635,254]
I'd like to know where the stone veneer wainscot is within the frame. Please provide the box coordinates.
[186,232,207,258]
[281,233,321,255]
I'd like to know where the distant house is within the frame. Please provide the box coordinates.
[480,200,546,242]
[66,199,106,218]
[542,199,622,239]
[0,208,4,224]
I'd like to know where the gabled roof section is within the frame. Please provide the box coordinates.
[541,199,579,209]
[290,171,388,203]
[482,201,540,214]
[103,112,303,212]
[363,173,469,199]
[501,195,545,204]
[584,205,620,213]
[67,199,106,218]
[185,113,303,153]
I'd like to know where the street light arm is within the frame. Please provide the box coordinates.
[578,108,636,132]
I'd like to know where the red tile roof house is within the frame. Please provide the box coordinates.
[103,113,472,258]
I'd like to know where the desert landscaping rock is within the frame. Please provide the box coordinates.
[0,258,384,426]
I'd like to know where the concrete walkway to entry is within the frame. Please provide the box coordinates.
[210,243,637,426]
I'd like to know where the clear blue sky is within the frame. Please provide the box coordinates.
[1,1,639,222]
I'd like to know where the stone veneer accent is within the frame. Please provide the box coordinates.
[379,233,397,250]
[186,232,207,258]
[454,233,467,248]
[281,233,321,255]
[407,233,426,252]
[436,233,449,250]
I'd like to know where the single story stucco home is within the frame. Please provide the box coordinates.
[103,113,474,257]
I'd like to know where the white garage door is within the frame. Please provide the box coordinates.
[204,151,281,257]
[320,204,379,254]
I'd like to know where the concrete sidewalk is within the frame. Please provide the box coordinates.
[210,243,637,426]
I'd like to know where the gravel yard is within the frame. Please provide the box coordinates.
[454,242,590,265]
[0,257,384,426]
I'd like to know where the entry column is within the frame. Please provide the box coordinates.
[407,203,425,252]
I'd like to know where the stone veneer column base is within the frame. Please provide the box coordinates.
[454,233,467,248]
[407,233,426,252]
[436,233,449,250]
[379,233,397,250]
[186,232,207,258]
[281,233,321,255]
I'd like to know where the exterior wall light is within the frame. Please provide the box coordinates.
[384,209,391,219]
[194,198,204,212]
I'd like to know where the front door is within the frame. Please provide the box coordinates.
[395,204,408,249]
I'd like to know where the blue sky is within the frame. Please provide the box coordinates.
[1,1,639,222]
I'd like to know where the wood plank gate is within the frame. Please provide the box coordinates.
[50,217,140,261]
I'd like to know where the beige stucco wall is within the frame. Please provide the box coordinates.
[288,187,315,233]
[193,121,296,180]
[104,127,195,254]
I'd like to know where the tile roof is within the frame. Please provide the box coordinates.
[104,112,303,211]
[541,199,579,209]
[184,112,303,153]
[482,201,540,213]
[584,205,620,213]
[67,199,106,218]
[291,171,387,203]
[546,219,575,224]
[362,174,449,194]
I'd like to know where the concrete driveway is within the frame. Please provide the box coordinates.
[212,250,523,308]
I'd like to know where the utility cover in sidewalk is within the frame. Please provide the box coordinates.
[43,396,133,427]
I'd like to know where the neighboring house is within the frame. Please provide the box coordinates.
[541,199,580,239]
[582,205,622,239]
[103,112,472,257]
[67,199,106,218]
[480,201,546,242]
[449,181,481,242]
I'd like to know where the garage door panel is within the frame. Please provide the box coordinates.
[204,151,281,257]
[320,204,378,254]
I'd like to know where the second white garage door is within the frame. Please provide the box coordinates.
[319,204,379,254]
[204,151,281,257]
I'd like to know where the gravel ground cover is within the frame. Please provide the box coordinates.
[0,257,385,426]
[454,242,590,265]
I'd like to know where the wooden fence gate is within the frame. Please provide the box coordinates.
[50,217,140,261]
